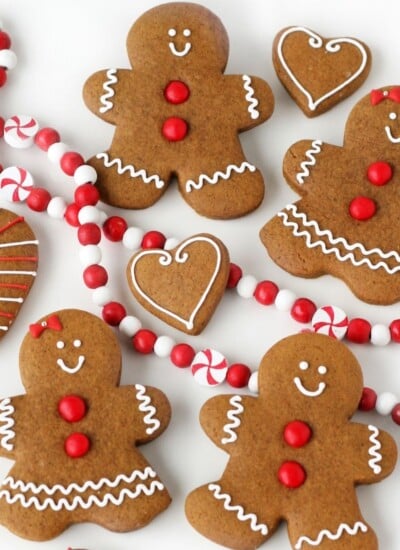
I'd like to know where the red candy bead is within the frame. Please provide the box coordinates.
[133,329,157,354]
[103,216,128,242]
[60,152,84,176]
[389,319,400,342]
[170,343,195,368]
[64,432,90,458]
[58,395,87,423]
[367,161,393,186]
[78,223,101,245]
[64,203,81,227]
[391,403,400,425]
[290,298,317,324]
[0,68,7,88]
[283,420,312,448]
[162,117,188,141]
[359,387,377,411]
[74,183,100,207]
[83,264,108,289]
[26,188,51,212]
[227,263,243,289]
[141,230,166,249]
[0,31,11,50]
[347,318,371,344]
[0,117,5,138]
[349,196,376,221]
[254,281,279,305]
[34,127,60,151]
[278,461,306,489]
[226,364,251,388]
[164,80,190,104]
[102,301,126,326]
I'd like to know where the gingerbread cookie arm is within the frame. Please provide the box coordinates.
[225,75,274,130]
[0,396,23,459]
[133,384,171,444]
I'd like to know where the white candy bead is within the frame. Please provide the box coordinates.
[248,371,258,393]
[4,115,39,149]
[154,335,175,358]
[0,49,17,69]
[78,205,102,225]
[371,324,391,346]
[236,275,257,298]
[119,315,142,337]
[164,237,179,251]
[275,289,296,311]
[47,196,66,218]
[92,286,112,306]
[73,164,97,185]
[48,142,69,163]
[376,392,398,415]
[122,227,144,250]
[79,245,102,267]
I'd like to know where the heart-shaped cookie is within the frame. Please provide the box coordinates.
[126,234,230,335]
[273,26,371,117]
[0,209,38,340]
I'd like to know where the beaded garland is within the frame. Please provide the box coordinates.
[0,22,17,88]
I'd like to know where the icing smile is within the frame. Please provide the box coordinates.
[168,27,192,57]
[56,356,85,374]
[385,112,400,143]
[294,361,327,398]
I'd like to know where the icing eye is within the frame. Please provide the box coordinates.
[183,28,191,37]
[389,112,397,120]
[168,28,177,37]
[56,341,65,350]
[299,361,309,371]
[318,365,327,375]
[73,340,82,348]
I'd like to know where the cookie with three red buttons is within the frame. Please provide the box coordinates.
[260,86,400,304]
[185,333,397,550]
[0,309,171,541]
[82,2,274,219]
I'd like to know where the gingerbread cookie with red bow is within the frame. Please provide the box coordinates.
[83,2,274,219]
[185,333,397,549]
[0,309,171,540]
[260,86,400,304]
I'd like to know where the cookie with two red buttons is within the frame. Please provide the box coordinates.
[82,2,274,219]
[0,308,171,541]
[260,86,400,304]
[185,333,397,550]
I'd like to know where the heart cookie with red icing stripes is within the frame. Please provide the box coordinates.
[0,209,38,339]
[126,234,230,335]
[273,26,372,117]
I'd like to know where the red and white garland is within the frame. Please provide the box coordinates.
[0,22,17,88]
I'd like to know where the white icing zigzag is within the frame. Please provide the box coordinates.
[294,521,368,549]
[242,75,260,120]
[97,152,165,189]
[296,140,322,184]
[367,425,382,475]
[185,162,256,192]
[99,68,118,114]
[221,395,244,445]
[135,384,160,435]
[208,483,268,535]
[0,398,15,451]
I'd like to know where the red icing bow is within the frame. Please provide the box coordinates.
[29,314,63,338]
[370,87,400,106]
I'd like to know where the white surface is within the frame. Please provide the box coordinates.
[0,0,399,548]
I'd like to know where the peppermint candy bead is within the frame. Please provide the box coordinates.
[4,115,39,148]
[191,349,228,386]
[311,306,349,340]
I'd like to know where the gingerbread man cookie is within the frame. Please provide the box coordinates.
[83,2,274,219]
[260,86,400,304]
[185,333,397,550]
[0,309,171,540]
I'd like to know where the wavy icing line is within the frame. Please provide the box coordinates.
[277,26,368,111]
[294,521,368,549]
[208,483,268,535]
[367,425,382,474]
[99,68,118,114]
[221,396,244,444]
[242,75,260,120]
[0,398,15,451]
[96,152,165,189]
[279,204,400,274]
[185,162,256,192]
[135,384,160,435]
[296,140,322,184]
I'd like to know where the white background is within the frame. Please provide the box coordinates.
[0,0,399,548]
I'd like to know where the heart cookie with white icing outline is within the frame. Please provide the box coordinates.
[126,234,230,335]
[273,26,371,117]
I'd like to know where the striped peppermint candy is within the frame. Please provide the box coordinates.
[191,349,228,386]
[312,305,349,340]
[0,167,34,202]
[4,115,39,149]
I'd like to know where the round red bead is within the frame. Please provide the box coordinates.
[162,117,188,141]
[283,420,312,448]
[367,161,393,186]
[0,68,7,88]
[74,183,100,207]
[278,461,306,489]
[141,230,166,249]
[164,80,190,104]
[170,343,195,368]
[254,281,279,305]
[347,318,371,343]
[60,152,84,176]
[103,216,128,242]
[26,188,51,212]
[58,395,87,423]
[83,264,108,289]
[34,127,60,151]
[290,298,317,324]
[64,203,81,227]
[133,329,157,354]
[226,364,251,388]
[64,432,90,458]
[227,263,243,289]
[389,319,400,342]
[358,387,377,411]
[102,301,126,326]
[78,223,101,245]
[391,403,400,425]
[349,196,376,221]
[0,31,11,50]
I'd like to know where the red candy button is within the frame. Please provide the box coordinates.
[278,461,307,489]
[283,420,312,448]
[162,117,188,141]
[58,395,87,423]
[349,196,376,220]
[164,81,190,104]
[64,432,90,458]
[367,161,393,186]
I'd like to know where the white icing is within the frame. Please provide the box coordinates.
[294,521,368,549]
[96,152,165,189]
[73,339,82,348]
[0,398,15,451]
[99,68,118,114]
[296,140,322,184]
[185,162,256,192]
[385,125,400,144]
[0,269,36,276]
[0,240,38,249]
[183,29,191,37]
[277,27,369,111]
[221,395,244,445]
[242,75,260,120]
[299,361,309,370]
[208,483,268,535]
[294,376,326,398]
[389,112,397,120]
[56,355,85,374]
[279,204,400,274]
[168,36,192,57]
[135,384,160,435]
[56,341,64,349]
[129,236,222,331]
[0,326,8,332]
[0,297,23,303]
[367,425,382,475]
